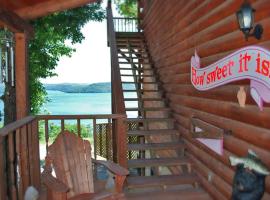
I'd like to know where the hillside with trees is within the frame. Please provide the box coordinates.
[44,82,135,93]
[44,82,111,93]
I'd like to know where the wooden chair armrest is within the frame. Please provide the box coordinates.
[93,159,129,176]
[41,171,69,193]
[93,159,129,193]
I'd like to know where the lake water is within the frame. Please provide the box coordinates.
[0,90,138,121]
[40,90,112,115]
[40,90,138,116]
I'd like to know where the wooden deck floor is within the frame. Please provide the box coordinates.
[124,186,212,200]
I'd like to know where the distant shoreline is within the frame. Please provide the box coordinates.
[44,82,111,93]
[46,89,111,94]
[44,82,134,93]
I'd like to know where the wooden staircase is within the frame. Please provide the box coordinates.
[115,33,212,199]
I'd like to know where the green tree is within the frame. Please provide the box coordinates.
[29,3,105,114]
[114,0,137,17]
[3,2,105,124]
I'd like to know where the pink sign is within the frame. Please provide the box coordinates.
[191,45,270,110]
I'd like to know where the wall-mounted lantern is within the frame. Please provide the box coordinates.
[236,1,263,41]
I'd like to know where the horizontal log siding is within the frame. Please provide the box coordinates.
[142,0,270,199]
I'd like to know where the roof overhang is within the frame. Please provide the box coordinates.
[0,0,98,20]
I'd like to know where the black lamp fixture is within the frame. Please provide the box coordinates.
[236,1,263,41]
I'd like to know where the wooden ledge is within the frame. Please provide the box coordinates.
[191,117,231,139]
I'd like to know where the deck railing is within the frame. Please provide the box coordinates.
[37,114,126,162]
[113,17,139,32]
[0,116,40,200]
[0,113,127,199]
[107,1,127,168]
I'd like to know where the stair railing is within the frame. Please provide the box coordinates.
[113,17,139,32]
[107,0,127,168]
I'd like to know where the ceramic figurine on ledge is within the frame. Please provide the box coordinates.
[237,86,246,108]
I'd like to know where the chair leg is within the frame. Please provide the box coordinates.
[115,175,126,193]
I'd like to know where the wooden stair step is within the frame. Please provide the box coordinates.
[119,62,150,64]
[117,45,147,49]
[124,97,164,101]
[116,32,144,38]
[127,174,198,189]
[118,56,148,59]
[121,74,154,77]
[126,107,170,112]
[118,51,147,55]
[127,142,183,151]
[120,67,152,71]
[117,42,143,45]
[116,40,144,43]
[123,89,160,92]
[122,81,157,84]
[128,157,189,168]
[127,118,175,123]
[116,38,144,42]
[118,48,147,52]
[128,129,178,136]
[125,188,212,200]
[116,40,143,43]
[117,44,145,48]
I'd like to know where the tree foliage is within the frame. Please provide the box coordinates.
[29,3,105,114]
[39,122,93,142]
[114,0,137,17]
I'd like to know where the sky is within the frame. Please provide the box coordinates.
[41,2,120,84]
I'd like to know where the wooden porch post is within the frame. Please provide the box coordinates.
[15,33,29,119]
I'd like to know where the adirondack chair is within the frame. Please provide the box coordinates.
[41,131,129,200]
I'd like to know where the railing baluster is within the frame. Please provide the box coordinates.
[77,119,81,138]
[8,132,17,200]
[125,18,126,32]
[117,19,119,32]
[36,114,127,168]
[106,118,112,160]
[0,116,39,199]
[0,136,7,200]
[15,129,23,200]
[45,120,49,154]
[111,17,139,32]
[27,123,34,185]
[115,117,127,168]
[61,119,65,131]
[20,125,30,195]
[93,118,97,159]
[31,120,40,189]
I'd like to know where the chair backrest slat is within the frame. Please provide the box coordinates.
[48,131,94,198]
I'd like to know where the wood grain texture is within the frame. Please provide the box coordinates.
[15,33,29,120]
[0,0,98,20]
[142,0,270,198]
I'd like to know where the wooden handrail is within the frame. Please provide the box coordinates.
[37,114,126,120]
[107,1,127,168]
[0,115,36,137]
[113,17,138,20]
[107,2,126,115]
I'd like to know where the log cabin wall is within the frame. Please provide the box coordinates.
[141,0,270,199]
